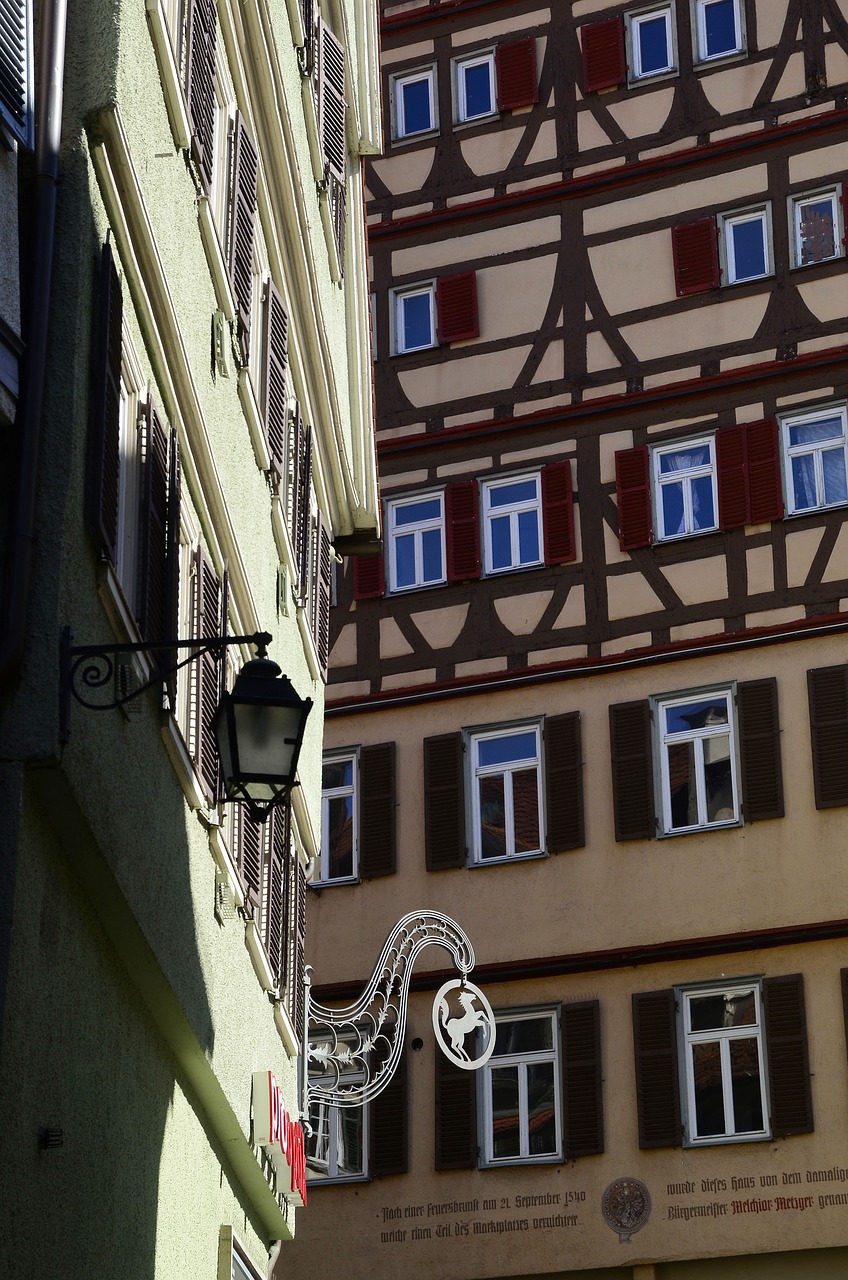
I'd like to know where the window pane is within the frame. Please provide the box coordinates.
[489,479,538,508]
[478,730,537,767]
[491,1066,521,1159]
[479,773,507,859]
[690,990,755,1031]
[659,445,711,473]
[494,1016,553,1055]
[462,61,492,117]
[798,197,836,264]
[730,218,766,279]
[692,474,716,530]
[665,697,728,734]
[661,479,685,537]
[704,733,733,822]
[394,531,416,588]
[692,1041,726,1136]
[326,795,353,878]
[394,496,442,527]
[638,15,670,73]
[517,509,541,563]
[791,453,817,510]
[703,0,737,56]
[400,292,432,350]
[822,448,848,505]
[490,513,513,570]
[730,1037,764,1133]
[336,1107,365,1176]
[401,78,432,133]
[527,1062,557,1155]
[306,1103,331,1173]
[323,759,352,790]
[512,766,540,852]
[667,740,697,829]
[421,526,443,582]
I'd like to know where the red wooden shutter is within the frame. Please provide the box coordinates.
[318,19,346,183]
[446,480,481,581]
[262,279,288,482]
[763,974,813,1137]
[353,552,385,599]
[716,425,749,528]
[436,272,479,343]
[87,240,122,564]
[632,989,682,1149]
[807,664,848,808]
[542,460,575,564]
[495,37,538,110]
[745,418,784,524]
[435,1044,477,1169]
[562,1001,604,1157]
[137,400,169,647]
[424,733,466,870]
[581,17,625,93]
[615,447,652,550]
[371,1048,408,1176]
[185,0,217,190]
[545,712,584,852]
[737,678,784,821]
[672,218,720,295]
[359,743,397,878]
[312,513,332,679]
[609,700,655,841]
[229,113,258,362]
[193,548,221,800]
[163,428,182,711]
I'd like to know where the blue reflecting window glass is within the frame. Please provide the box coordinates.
[665,697,728,736]
[692,475,715,530]
[517,509,540,562]
[399,291,433,351]
[729,218,766,280]
[394,496,442,527]
[702,0,738,57]
[489,479,537,508]
[421,527,443,582]
[478,730,537,768]
[462,60,493,118]
[661,481,685,537]
[638,15,670,73]
[394,532,416,588]
[400,77,432,135]
[490,515,512,571]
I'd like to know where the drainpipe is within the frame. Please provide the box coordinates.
[0,0,68,690]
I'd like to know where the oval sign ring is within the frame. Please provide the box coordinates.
[432,978,496,1070]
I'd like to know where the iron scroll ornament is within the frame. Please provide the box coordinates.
[304,910,495,1114]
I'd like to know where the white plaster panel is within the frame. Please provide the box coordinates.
[823,522,848,582]
[502,439,576,465]
[589,230,676,314]
[380,41,434,65]
[584,165,768,235]
[767,52,807,102]
[397,348,530,405]
[525,119,558,166]
[369,150,434,197]
[381,668,436,690]
[755,0,794,48]
[699,62,772,115]
[380,616,414,659]
[661,557,728,607]
[599,430,635,485]
[392,217,560,275]
[746,605,806,627]
[605,88,675,140]
[478,257,558,343]
[493,591,554,634]
[586,330,619,374]
[531,339,565,384]
[460,129,529,177]
[552,584,585,630]
[789,139,848,186]
[328,623,356,667]
[785,526,824,588]
[437,456,493,477]
[409,604,469,648]
[455,656,506,676]
[451,13,549,44]
[825,43,848,88]
[528,644,587,665]
[621,294,769,361]
[735,403,764,423]
[606,573,666,620]
[797,275,848,323]
[578,111,612,152]
[601,631,654,654]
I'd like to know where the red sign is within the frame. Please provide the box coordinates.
[252,1071,307,1207]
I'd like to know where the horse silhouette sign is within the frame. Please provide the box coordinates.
[432,978,496,1070]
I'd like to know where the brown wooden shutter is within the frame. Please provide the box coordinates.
[293,857,307,1040]
[296,427,313,593]
[495,37,538,110]
[841,969,848,1062]
[359,743,397,878]
[436,272,479,343]
[807,664,848,808]
[265,804,289,986]
[229,113,258,363]
[318,19,346,183]
[615,447,652,550]
[353,553,385,599]
[632,989,682,1149]
[330,175,347,268]
[545,712,584,852]
[137,400,169,647]
[87,240,123,564]
[562,1000,604,1157]
[0,0,32,149]
[185,0,217,190]
[313,513,332,679]
[737,677,784,821]
[280,824,296,993]
[237,805,264,914]
[262,279,288,482]
[424,733,466,870]
[193,548,221,800]
[716,424,749,528]
[672,218,720,295]
[542,460,575,564]
[163,428,182,711]
[581,17,625,93]
[763,974,813,1137]
[446,480,481,582]
[745,418,784,524]
[371,1049,408,1176]
[609,700,655,841]
[435,1044,477,1169]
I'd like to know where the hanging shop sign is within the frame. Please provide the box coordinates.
[252,1071,307,1207]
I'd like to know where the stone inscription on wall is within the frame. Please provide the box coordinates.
[378,1191,586,1244]
[663,1164,848,1222]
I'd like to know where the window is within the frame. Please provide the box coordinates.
[317,744,396,882]
[655,687,739,835]
[481,1010,561,1165]
[391,67,437,139]
[0,0,33,149]
[791,187,843,267]
[626,4,676,81]
[307,1074,367,1182]
[693,0,744,62]
[469,723,543,863]
[387,491,445,591]
[719,205,771,284]
[319,752,357,882]
[782,403,848,514]
[454,51,496,122]
[391,273,480,354]
[482,473,543,572]
[652,437,717,540]
[393,284,436,354]
[680,982,768,1145]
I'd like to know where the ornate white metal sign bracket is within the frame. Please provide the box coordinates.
[303,910,495,1115]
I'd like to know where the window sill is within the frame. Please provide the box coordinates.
[197,194,237,323]
[208,820,247,909]
[390,128,440,148]
[387,578,447,596]
[307,1173,369,1187]
[145,0,191,149]
[245,919,277,994]
[657,818,741,839]
[470,850,547,868]
[311,875,359,889]
[684,1131,770,1148]
[695,50,747,72]
[160,715,207,811]
[238,367,272,472]
[273,999,300,1059]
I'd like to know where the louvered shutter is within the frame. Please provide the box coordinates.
[312,514,332,679]
[87,241,123,564]
[359,743,396,878]
[229,114,258,362]
[193,548,221,800]
[581,17,625,92]
[137,401,170,648]
[330,175,347,268]
[294,427,313,592]
[610,700,655,841]
[672,218,720,295]
[424,733,466,870]
[436,272,479,343]
[542,460,575,564]
[841,969,848,1061]
[280,825,296,992]
[495,37,538,110]
[262,280,288,482]
[544,712,584,852]
[435,1045,477,1169]
[763,974,813,1137]
[293,857,307,1040]
[632,989,682,1149]
[186,0,217,190]
[371,1048,408,1176]
[446,480,481,581]
[318,20,346,183]
[353,553,385,599]
[808,665,848,808]
[288,404,304,553]
[265,805,289,986]
[562,1001,604,1157]
[737,678,784,821]
[716,425,749,528]
[615,447,652,550]
[163,428,182,711]
[745,418,784,523]
[237,805,264,914]
[0,0,33,149]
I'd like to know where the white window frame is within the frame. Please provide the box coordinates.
[653,686,740,836]
[453,49,497,123]
[468,722,544,864]
[692,0,745,64]
[482,472,543,574]
[719,204,772,285]
[390,66,438,140]
[386,490,446,593]
[318,750,358,884]
[651,436,718,541]
[306,1082,369,1183]
[391,283,437,355]
[626,3,677,82]
[781,402,848,515]
[480,1007,562,1166]
[678,981,770,1146]
[790,185,844,269]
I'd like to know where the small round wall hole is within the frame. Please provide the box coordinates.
[411,1037,424,1052]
